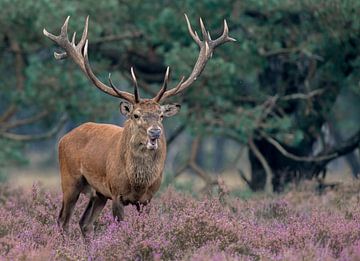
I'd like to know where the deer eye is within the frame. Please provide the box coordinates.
[133,113,140,119]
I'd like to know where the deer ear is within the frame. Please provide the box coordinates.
[119,101,133,117]
[161,103,181,117]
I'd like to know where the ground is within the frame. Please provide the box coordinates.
[1,176,360,260]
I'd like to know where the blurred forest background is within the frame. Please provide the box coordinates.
[0,0,359,193]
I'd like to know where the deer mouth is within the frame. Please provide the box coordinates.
[146,137,158,150]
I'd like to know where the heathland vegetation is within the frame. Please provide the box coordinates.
[1,181,360,260]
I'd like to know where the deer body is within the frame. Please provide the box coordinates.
[58,100,173,234]
[44,15,234,236]
[59,122,165,203]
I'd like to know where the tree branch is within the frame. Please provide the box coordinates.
[0,114,67,141]
[261,128,360,165]
[234,88,325,104]
[248,137,273,193]
[0,106,17,124]
[0,111,48,131]
[174,136,216,186]
[260,131,338,162]
[320,129,360,165]
[238,168,251,188]
[258,46,323,61]
[188,137,213,184]
[281,88,325,101]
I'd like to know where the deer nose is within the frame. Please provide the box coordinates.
[147,127,162,139]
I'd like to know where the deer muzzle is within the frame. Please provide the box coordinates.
[146,127,162,150]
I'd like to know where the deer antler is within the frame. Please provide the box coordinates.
[43,16,136,103]
[153,67,185,102]
[152,14,236,102]
[44,15,235,104]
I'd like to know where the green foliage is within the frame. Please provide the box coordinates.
[0,0,359,171]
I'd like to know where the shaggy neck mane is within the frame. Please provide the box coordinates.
[119,120,165,187]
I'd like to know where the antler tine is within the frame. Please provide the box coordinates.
[78,16,89,48]
[108,73,128,98]
[44,16,136,103]
[211,19,237,48]
[43,16,70,60]
[43,28,57,42]
[54,51,68,60]
[130,67,140,103]
[156,14,235,102]
[171,76,186,95]
[83,40,135,102]
[184,14,201,46]
[60,16,70,37]
[154,66,170,102]
[71,32,76,46]
[199,17,209,42]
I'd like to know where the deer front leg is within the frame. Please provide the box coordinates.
[112,195,124,221]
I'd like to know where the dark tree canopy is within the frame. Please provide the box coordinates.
[1,0,359,190]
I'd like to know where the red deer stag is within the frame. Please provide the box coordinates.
[43,15,235,236]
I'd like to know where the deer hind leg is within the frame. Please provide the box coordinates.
[79,192,107,237]
[58,186,81,231]
[57,173,85,232]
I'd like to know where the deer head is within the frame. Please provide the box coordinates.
[43,15,235,150]
[112,67,180,150]
[109,68,182,151]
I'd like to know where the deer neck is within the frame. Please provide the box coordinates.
[119,121,166,187]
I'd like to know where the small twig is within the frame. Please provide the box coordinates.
[281,89,325,101]
[238,168,251,188]
[256,95,279,125]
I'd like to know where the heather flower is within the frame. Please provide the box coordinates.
[0,181,360,260]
